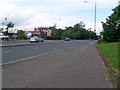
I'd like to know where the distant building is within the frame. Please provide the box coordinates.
[25,27,52,38]
[47,29,52,37]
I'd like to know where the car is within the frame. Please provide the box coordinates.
[64,37,71,41]
[0,33,9,40]
[30,36,44,43]
[37,37,44,42]
[30,37,37,43]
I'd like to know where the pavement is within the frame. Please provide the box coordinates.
[2,43,113,88]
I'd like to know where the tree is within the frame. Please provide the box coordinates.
[74,21,85,32]
[49,24,64,40]
[17,30,27,39]
[49,21,97,40]
[63,27,75,39]
[101,4,120,42]
[6,22,14,30]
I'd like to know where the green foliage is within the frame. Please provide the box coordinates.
[101,5,120,42]
[6,22,14,30]
[50,22,96,40]
[4,20,97,40]
[17,30,27,39]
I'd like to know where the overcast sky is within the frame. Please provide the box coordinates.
[0,0,119,34]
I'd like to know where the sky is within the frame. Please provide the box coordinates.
[0,0,119,34]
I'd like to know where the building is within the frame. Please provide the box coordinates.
[25,27,52,38]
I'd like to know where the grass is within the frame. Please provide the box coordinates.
[97,42,119,69]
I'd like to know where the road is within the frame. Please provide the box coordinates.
[0,40,63,47]
[2,40,88,65]
[2,40,113,88]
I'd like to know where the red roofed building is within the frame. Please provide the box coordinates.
[25,27,52,38]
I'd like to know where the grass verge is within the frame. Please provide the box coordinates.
[96,42,119,69]
[96,42,119,87]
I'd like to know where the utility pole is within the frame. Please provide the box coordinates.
[94,2,97,41]
[84,1,97,41]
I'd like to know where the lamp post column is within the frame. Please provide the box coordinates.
[5,18,7,32]
[94,2,97,41]
[84,1,97,40]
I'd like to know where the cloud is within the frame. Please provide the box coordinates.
[55,16,83,29]
[0,0,118,34]
[0,3,33,27]
[0,2,83,28]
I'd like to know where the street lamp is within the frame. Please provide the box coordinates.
[2,18,7,32]
[94,2,97,40]
[84,1,97,40]
[5,18,7,25]
[2,23,4,32]
[55,19,61,29]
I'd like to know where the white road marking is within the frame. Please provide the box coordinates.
[4,51,12,53]
[79,41,83,42]
[89,42,94,45]
[2,46,82,66]
[53,48,58,50]
[2,49,62,66]
[34,47,39,49]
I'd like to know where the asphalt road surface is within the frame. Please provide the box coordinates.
[2,40,113,88]
[2,40,89,64]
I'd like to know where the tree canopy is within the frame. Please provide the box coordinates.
[101,4,120,42]
[48,21,96,40]
[6,22,14,30]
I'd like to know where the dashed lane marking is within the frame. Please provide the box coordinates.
[1,46,84,66]
[89,42,94,45]
[3,51,12,53]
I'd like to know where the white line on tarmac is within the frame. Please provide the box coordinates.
[3,51,12,53]
[89,42,94,45]
[1,46,81,66]
[2,49,63,66]
[34,47,39,49]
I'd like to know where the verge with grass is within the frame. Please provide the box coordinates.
[96,42,119,87]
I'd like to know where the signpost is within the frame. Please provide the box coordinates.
[8,28,18,34]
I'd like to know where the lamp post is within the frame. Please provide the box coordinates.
[2,23,4,32]
[4,18,7,32]
[84,1,97,41]
[5,18,7,25]
[56,19,61,29]
[94,2,97,41]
